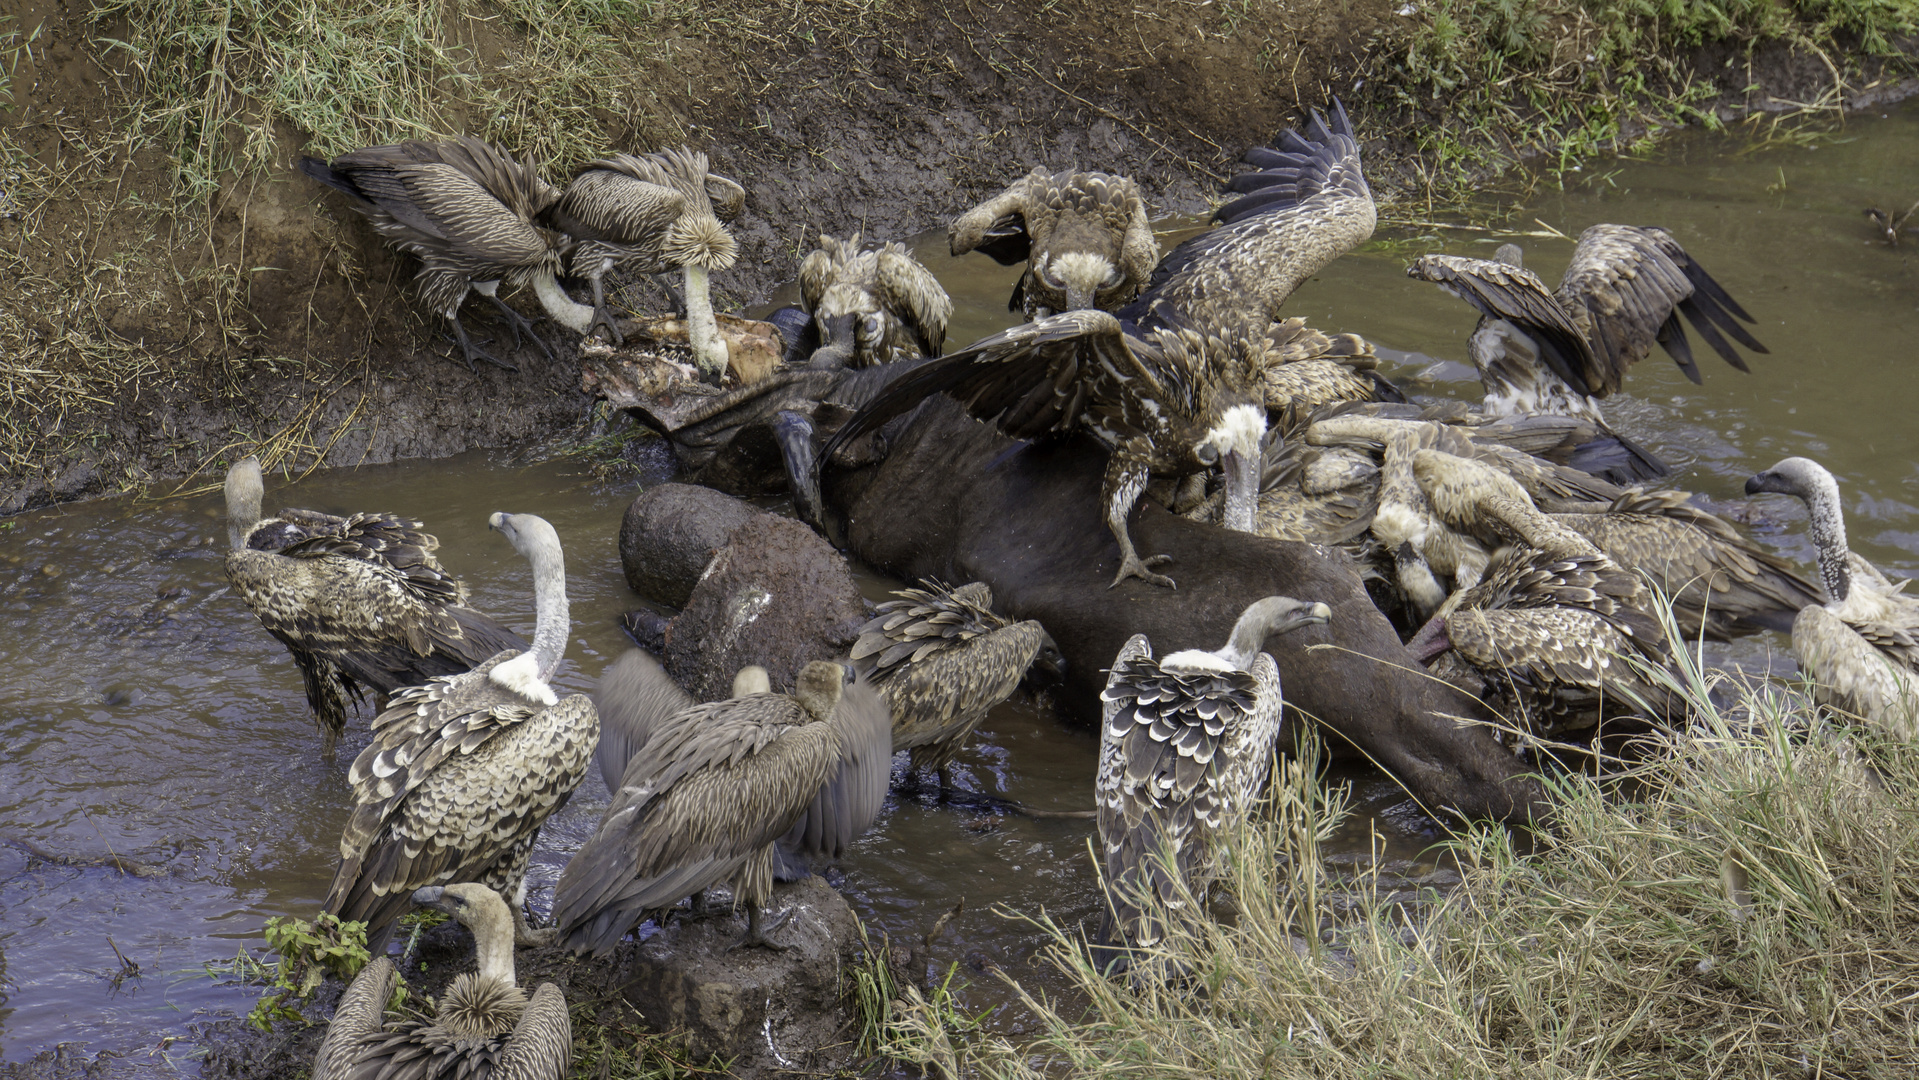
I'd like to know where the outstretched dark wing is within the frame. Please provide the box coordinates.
[1126,100,1375,332]
[1406,253,1604,398]
[1558,224,1768,394]
[815,309,1153,467]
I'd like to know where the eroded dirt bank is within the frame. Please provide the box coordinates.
[1,0,1395,512]
[7,0,1913,512]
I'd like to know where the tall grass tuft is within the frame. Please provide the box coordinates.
[1368,0,1919,217]
[933,640,1919,1077]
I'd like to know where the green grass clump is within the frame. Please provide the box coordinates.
[1369,0,1919,215]
[915,649,1919,1077]
[247,912,382,1030]
[88,0,695,198]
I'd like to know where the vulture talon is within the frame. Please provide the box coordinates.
[728,905,793,952]
[483,293,553,361]
[587,305,626,346]
[1111,553,1176,590]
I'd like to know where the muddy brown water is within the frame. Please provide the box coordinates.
[6,105,1919,1064]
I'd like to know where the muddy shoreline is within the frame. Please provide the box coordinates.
[3,0,1916,514]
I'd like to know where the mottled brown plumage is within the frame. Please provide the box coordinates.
[796,232,951,369]
[1257,316,1394,412]
[1406,451,1672,735]
[1747,457,1919,738]
[1096,596,1330,962]
[1408,227,1767,436]
[542,146,743,354]
[826,105,1383,588]
[300,136,587,371]
[313,884,571,1080]
[221,457,526,755]
[850,581,1052,788]
[556,661,890,954]
[948,168,1157,317]
[1553,487,1822,642]
[323,514,598,949]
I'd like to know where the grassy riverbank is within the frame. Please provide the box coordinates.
[882,650,1919,1077]
[3,0,1915,510]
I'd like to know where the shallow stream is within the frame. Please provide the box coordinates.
[5,102,1919,1063]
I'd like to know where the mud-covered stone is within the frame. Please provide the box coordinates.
[609,875,859,1079]
[619,483,767,608]
[663,514,867,701]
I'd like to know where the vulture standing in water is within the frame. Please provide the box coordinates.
[1746,457,1919,738]
[1405,450,1672,736]
[311,883,570,1080]
[542,147,743,373]
[1406,228,1769,480]
[1097,595,1331,962]
[222,457,525,755]
[323,513,598,951]
[300,136,593,371]
[850,581,1056,791]
[556,660,891,953]
[794,232,951,369]
[823,102,1383,589]
[947,167,1159,317]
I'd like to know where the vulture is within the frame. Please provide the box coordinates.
[1096,595,1331,963]
[322,513,598,950]
[311,883,570,1080]
[1405,450,1672,736]
[222,456,525,755]
[557,660,891,953]
[543,147,743,373]
[300,136,590,371]
[850,581,1057,790]
[947,167,1158,317]
[821,101,1383,589]
[795,232,951,369]
[1746,457,1919,738]
[1407,228,1769,480]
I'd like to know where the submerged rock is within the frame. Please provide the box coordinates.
[619,482,765,608]
[663,512,867,700]
[608,875,860,1078]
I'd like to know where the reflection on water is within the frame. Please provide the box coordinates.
[7,101,1919,1061]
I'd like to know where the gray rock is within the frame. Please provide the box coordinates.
[619,483,766,608]
[663,513,867,701]
[609,875,859,1078]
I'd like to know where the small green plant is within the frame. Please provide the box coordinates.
[246,911,378,1031]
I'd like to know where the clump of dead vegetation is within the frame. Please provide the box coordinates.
[880,643,1919,1077]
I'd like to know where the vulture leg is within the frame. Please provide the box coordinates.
[586,273,626,347]
[1103,454,1175,589]
[448,315,519,373]
[728,903,793,952]
[513,904,557,947]
[653,272,685,313]
[483,293,556,362]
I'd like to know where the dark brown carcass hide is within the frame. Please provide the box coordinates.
[824,397,1549,824]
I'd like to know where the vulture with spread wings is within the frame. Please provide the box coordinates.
[1408,226,1768,426]
[820,102,1380,589]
